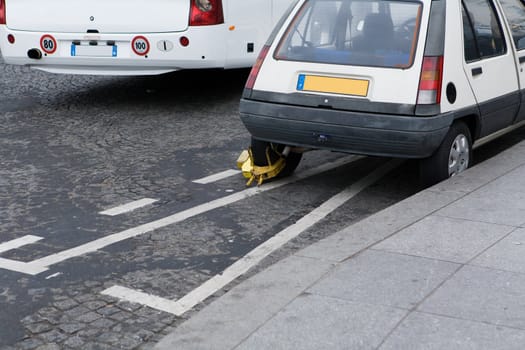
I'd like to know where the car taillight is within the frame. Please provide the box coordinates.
[0,0,6,25]
[245,45,270,90]
[189,0,224,26]
[417,56,444,105]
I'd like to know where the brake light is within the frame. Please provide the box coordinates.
[245,45,270,90]
[0,0,6,25]
[189,0,224,26]
[417,56,444,105]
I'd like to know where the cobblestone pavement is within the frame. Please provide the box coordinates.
[2,56,523,349]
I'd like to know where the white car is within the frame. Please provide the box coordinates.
[238,0,525,186]
[0,0,296,75]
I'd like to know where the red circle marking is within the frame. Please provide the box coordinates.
[131,36,150,56]
[40,35,57,54]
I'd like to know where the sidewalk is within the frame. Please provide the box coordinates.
[155,140,525,350]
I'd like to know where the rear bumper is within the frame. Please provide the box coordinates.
[239,98,454,159]
[0,25,240,75]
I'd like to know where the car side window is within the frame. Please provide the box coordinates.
[462,0,506,61]
[499,0,525,50]
[462,5,480,61]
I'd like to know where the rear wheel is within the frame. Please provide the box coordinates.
[420,121,472,187]
[251,138,302,178]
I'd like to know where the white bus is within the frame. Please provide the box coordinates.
[0,0,296,75]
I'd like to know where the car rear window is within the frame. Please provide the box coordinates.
[275,0,423,68]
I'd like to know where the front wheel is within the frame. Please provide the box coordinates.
[419,121,472,187]
[251,138,302,178]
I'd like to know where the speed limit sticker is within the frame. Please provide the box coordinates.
[131,36,150,56]
[40,35,57,54]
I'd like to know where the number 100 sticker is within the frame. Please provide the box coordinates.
[131,36,150,56]
[40,35,57,54]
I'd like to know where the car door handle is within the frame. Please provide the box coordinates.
[471,67,483,76]
[519,56,525,64]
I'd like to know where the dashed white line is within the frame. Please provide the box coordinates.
[0,235,43,254]
[102,159,402,316]
[99,198,159,216]
[192,169,241,185]
[0,155,361,275]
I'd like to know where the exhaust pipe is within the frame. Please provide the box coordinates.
[27,48,42,60]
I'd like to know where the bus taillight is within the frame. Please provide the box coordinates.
[0,0,6,25]
[189,0,224,26]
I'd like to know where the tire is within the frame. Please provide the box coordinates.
[419,121,472,187]
[251,138,302,178]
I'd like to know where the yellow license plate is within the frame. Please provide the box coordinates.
[297,74,369,97]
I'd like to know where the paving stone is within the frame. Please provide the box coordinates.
[134,329,155,342]
[21,314,44,325]
[38,329,68,344]
[380,312,525,350]
[237,293,407,350]
[74,311,101,323]
[35,344,60,350]
[119,334,145,348]
[63,306,91,319]
[63,336,85,349]
[73,294,98,303]
[147,322,168,333]
[58,322,86,334]
[108,310,132,322]
[97,305,121,317]
[436,166,525,226]
[472,228,525,274]
[420,265,525,329]
[25,322,54,335]
[83,300,107,311]
[309,250,459,309]
[374,215,513,263]
[97,332,122,344]
[13,338,44,350]
[53,299,79,311]
[82,342,118,350]
[75,328,101,338]
[90,317,116,329]
[134,307,164,320]
[116,301,142,312]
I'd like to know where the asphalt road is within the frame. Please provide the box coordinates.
[1,59,524,349]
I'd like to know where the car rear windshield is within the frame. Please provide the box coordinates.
[275,0,422,68]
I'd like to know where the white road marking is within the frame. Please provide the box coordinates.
[101,159,401,316]
[0,155,360,275]
[99,198,159,216]
[0,235,43,254]
[192,169,241,184]
[102,286,187,315]
[0,257,48,275]
[45,272,63,280]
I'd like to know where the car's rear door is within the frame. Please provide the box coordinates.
[497,0,525,123]
[461,0,520,137]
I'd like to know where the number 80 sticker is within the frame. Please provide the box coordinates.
[131,36,150,56]
[40,35,57,55]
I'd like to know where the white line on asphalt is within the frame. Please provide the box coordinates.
[0,257,48,275]
[192,169,241,185]
[99,198,159,216]
[0,155,361,275]
[0,235,43,254]
[101,159,402,316]
[45,272,63,280]
[102,286,187,315]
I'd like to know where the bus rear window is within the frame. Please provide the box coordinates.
[275,0,422,68]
